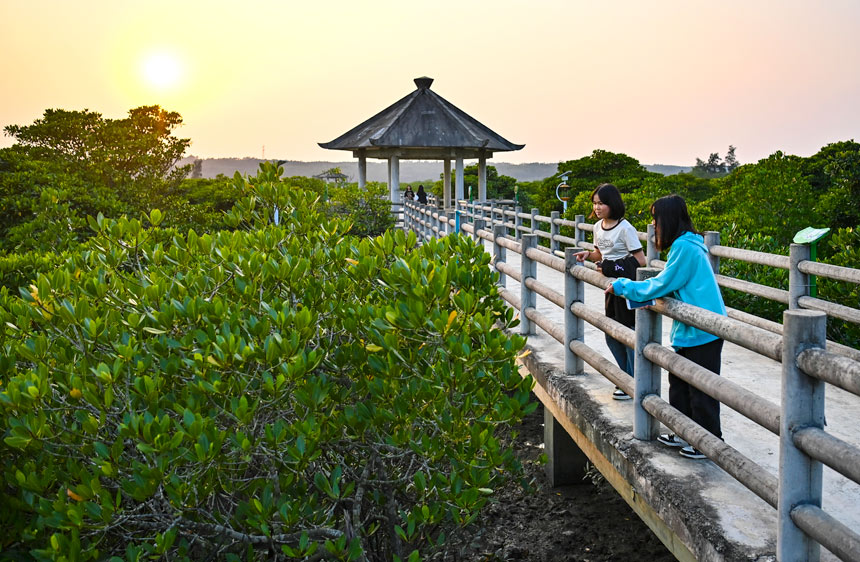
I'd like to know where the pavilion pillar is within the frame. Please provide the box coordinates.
[443,159,452,209]
[358,151,367,189]
[390,155,400,202]
[455,155,465,202]
[478,154,487,202]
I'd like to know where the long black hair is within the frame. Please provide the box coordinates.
[590,183,625,220]
[651,194,697,250]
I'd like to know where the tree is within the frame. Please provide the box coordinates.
[802,140,860,228]
[0,106,193,252]
[4,106,191,212]
[724,145,739,172]
[532,150,656,218]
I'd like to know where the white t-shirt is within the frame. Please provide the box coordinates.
[593,218,642,261]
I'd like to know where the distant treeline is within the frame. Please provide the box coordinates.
[176,156,691,183]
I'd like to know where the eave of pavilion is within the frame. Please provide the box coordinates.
[351,147,493,160]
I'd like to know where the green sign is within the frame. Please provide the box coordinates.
[793,227,830,245]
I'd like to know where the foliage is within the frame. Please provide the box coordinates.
[0,163,532,561]
[529,150,657,220]
[815,228,860,348]
[693,152,814,243]
[801,140,860,229]
[328,181,395,238]
[431,164,518,202]
[0,106,192,253]
[4,106,191,214]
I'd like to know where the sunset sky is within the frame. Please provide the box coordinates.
[2,1,859,167]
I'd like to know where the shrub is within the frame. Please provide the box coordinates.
[0,163,532,561]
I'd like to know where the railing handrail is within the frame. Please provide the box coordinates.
[400,198,860,561]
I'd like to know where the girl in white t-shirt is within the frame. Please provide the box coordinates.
[575,183,646,399]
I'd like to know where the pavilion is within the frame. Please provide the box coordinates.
[318,77,524,208]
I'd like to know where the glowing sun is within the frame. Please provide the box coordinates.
[141,51,183,91]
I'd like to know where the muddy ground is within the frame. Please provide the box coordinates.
[459,402,677,562]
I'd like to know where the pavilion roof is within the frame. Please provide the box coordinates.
[318,77,524,160]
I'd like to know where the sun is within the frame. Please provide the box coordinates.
[141,51,183,91]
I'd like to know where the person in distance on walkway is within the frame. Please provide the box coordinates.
[404,186,415,201]
[605,194,726,460]
[416,185,428,204]
[575,183,646,400]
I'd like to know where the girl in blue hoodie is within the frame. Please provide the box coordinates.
[606,195,726,460]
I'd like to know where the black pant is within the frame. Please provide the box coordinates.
[670,339,724,439]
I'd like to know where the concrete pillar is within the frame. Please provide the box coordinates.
[446,210,456,236]
[478,155,487,201]
[472,218,485,245]
[646,223,657,267]
[564,247,584,376]
[633,267,662,441]
[550,211,560,254]
[390,155,400,203]
[443,158,452,209]
[574,214,585,246]
[789,243,811,310]
[545,407,589,487]
[778,310,826,562]
[358,151,367,189]
[515,206,523,241]
[704,231,720,273]
[493,224,507,287]
[520,234,537,336]
[455,156,464,201]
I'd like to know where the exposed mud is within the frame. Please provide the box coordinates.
[462,402,677,562]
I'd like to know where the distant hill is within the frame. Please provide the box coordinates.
[178,157,690,183]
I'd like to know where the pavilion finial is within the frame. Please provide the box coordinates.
[414,76,434,90]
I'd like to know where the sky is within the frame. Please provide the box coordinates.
[1,0,859,167]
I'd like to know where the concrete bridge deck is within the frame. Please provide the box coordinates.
[482,239,860,562]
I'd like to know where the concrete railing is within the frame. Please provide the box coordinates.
[401,198,860,562]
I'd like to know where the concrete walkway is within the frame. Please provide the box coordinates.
[484,239,860,562]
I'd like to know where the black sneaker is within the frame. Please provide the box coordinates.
[657,433,687,447]
[612,387,632,401]
[679,446,706,460]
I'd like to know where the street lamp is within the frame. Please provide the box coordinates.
[556,173,571,214]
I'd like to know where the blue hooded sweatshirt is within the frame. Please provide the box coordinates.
[611,231,726,348]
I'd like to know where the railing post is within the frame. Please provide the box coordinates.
[704,231,720,273]
[646,223,657,267]
[530,208,539,237]
[433,208,440,239]
[550,211,560,254]
[455,210,461,235]
[778,309,826,562]
[489,200,497,226]
[520,234,537,336]
[493,224,507,287]
[574,214,585,246]
[633,267,662,441]
[514,206,523,241]
[473,218,485,245]
[446,210,456,236]
[789,243,811,310]
[564,248,584,375]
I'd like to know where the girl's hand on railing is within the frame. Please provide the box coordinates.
[604,282,616,295]
[575,251,589,263]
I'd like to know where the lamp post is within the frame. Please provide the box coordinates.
[556,173,571,215]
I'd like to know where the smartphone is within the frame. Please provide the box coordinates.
[626,298,656,310]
